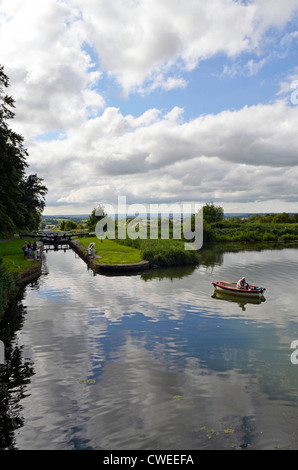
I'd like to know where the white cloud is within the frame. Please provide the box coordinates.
[2,0,298,131]
[25,99,298,213]
[0,0,105,137]
[1,0,298,214]
[256,0,298,30]
[277,68,298,102]
[222,57,268,78]
[143,75,188,94]
[72,0,257,94]
[71,0,298,94]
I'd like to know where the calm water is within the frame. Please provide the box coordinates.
[1,244,298,450]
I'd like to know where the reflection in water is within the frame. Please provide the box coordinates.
[212,290,266,311]
[1,244,298,449]
[141,264,196,281]
[0,292,34,450]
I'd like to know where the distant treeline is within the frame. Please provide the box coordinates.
[40,216,88,231]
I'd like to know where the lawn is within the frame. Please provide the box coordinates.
[0,238,40,273]
[78,236,143,265]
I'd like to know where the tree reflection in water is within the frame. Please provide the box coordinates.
[0,290,35,450]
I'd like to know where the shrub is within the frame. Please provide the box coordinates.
[0,258,15,320]
[233,231,262,242]
[262,233,277,242]
[278,233,297,241]
[140,239,200,266]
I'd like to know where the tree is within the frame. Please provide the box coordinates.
[20,174,47,230]
[86,205,107,232]
[65,220,78,231]
[59,220,66,231]
[0,65,47,234]
[203,202,224,224]
[272,212,295,224]
[0,67,27,233]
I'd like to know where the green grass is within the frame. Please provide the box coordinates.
[0,238,40,274]
[78,237,143,265]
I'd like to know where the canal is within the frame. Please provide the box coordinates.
[1,243,298,450]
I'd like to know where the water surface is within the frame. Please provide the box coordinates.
[1,244,298,450]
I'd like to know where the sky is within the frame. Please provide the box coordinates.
[1,0,298,216]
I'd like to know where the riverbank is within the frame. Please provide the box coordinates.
[0,239,43,320]
[70,237,150,273]
[0,238,43,284]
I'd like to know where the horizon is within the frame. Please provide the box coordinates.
[42,210,296,219]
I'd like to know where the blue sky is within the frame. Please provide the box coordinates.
[100,32,298,120]
[1,0,298,215]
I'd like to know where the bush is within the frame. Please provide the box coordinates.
[215,234,234,243]
[0,258,15,320]
[140,239,200,266]
[262,233,277,242]
[278,233,297,241]
[233,231,262,242]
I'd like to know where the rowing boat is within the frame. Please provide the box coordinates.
[212,281,266,298]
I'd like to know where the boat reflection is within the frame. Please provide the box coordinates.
[212,290,266,311]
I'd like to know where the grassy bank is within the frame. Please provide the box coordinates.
[115,237,200,267]
[78,237,143,265]
[78,235,200,267]
[0,239,40,273]
[0,239,41,321]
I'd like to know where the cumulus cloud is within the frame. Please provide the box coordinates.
[73,0,298,95]
[0,0,105,137]
[1,0,298,213]
[2,0,298,118]
[25,98,298,211]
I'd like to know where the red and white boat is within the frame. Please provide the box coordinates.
[212,281,266,298]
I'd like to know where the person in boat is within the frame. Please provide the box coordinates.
[237,277,249,289]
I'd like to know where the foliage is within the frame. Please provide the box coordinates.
[80,206,298,266]
[202,221,216,243]
[115,232,200,266]
[59,219,79,231]
[20,174,47,230]
[0,257,15,319]
[0,65,47,235]
[83,205,298,267]
[40,216,87,230]
[203,202,224,224]
[209,211,298,244]
[86,205,107,232]
[139,239,200,266]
